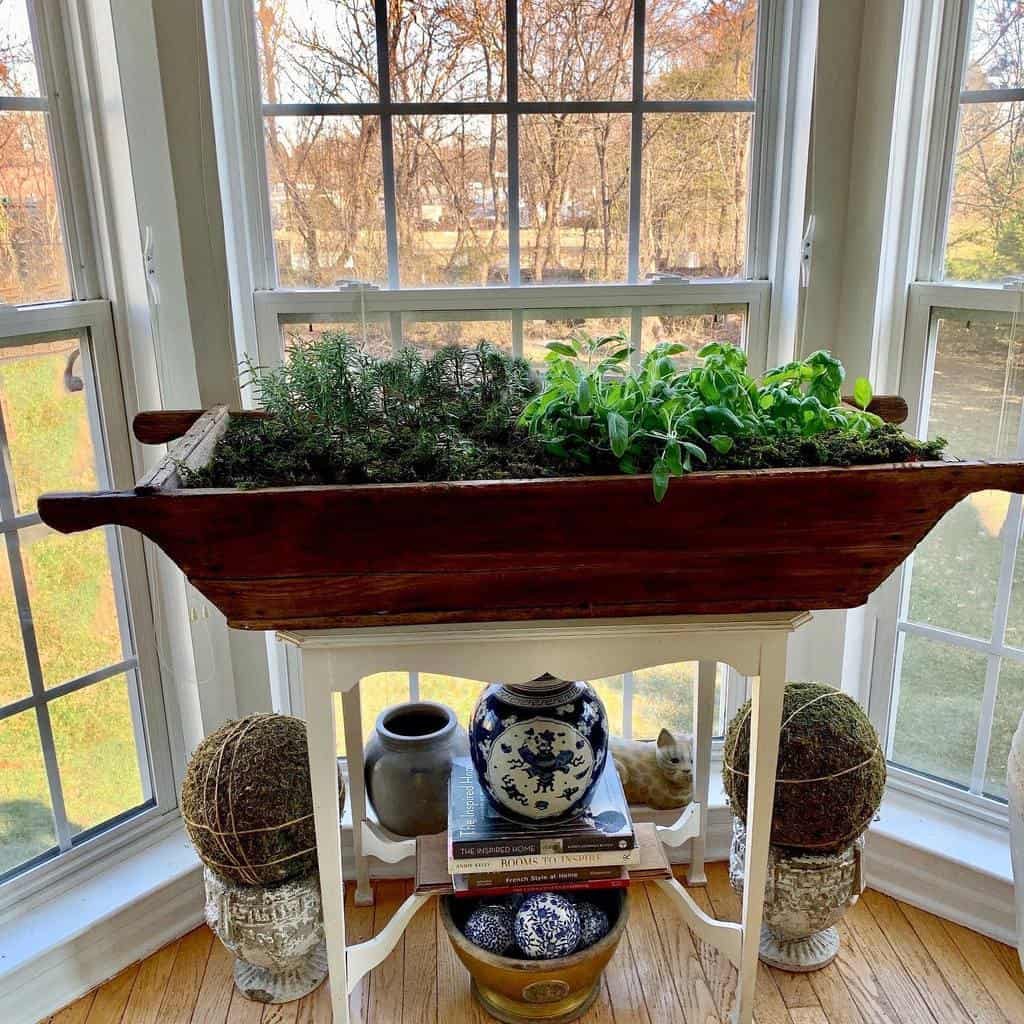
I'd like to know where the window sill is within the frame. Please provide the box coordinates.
[0,815,203,1024]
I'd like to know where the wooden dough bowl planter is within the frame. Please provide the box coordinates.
[35,401,1024,630]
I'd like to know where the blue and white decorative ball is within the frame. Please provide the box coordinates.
[465,903,515,955]
[575,901,610,949]
[514,892,581,959]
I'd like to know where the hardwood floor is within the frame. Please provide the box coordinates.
[43,862,1024,1024]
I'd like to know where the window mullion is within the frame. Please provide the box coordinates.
[626,0,646,284]
[375,0,401,290]
[506,0,520,286]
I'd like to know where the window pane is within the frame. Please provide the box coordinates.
[520,113,630,284]
[964,0,1023,91]
[890,634,987,789]
[907,317,1021,638]
[0,553,30,705]
[984,657,1024,800]
[0,111,71,304]
[0,710,55,876]
[50,674,145,835]
[640,112,752,279]
[524,312,630,369]
[641,310,745,369]
[265,115,386,287]
[282,319,394,360]
[332,670,411,758]
[0,0,41,97]
[645,0,758,100]
[0,337,97,517]
[519,0,634,101]
[389,0,505,102]
[945,101,1024,281]
[419,673,484,727]
[394,114,508,286]
[632,661,725,740]
[253,0,378,103]
[22,527,123,687]
[590,674,624,735]
[402,316,513,356]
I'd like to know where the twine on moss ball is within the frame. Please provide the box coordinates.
[722,682,886,851]
[181,713,335,886]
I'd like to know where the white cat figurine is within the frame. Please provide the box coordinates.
[610,729,693,809]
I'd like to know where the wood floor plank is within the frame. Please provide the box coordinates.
[940,914,1024,1024]
[601,929,653,1024]
[191,936,237,1024]
[704,860,794,1024]
[987,939,1024,996]
[844,897,941,1023]
[48,991,96,1024]
[859,890,971,1024]
[688,883,739,1020]
[771,968,821,1011]
[344,881,377,1024]
[226,988,265,1024]
[828,917,902,1024]
[260,1002,300,1024]
[436,893,490,1024]
[789,1009,829,1024]
[622,876,692,1023]
[119,937,181,1024]
[805,959,868,1024]
[897,901,1005,1024]
[366,880,407,1024]
[83,963,141,1024]
[401,889,437,1024]
[645,878,722,1023]
[294,979,333,1024]
[156,925,216,1024]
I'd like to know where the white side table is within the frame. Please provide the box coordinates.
[281,611,808,1024]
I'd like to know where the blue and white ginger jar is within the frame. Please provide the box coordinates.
[514,893,581,959]
[469,676,609,822]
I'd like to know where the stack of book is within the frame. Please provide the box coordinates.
[447,757,638,898]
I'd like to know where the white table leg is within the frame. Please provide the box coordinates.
[341,684,374,906]
[733,636,787,1024]
[688,659,716,885]
[303,659,350,1024]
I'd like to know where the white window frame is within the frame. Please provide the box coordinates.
[0,0,177,908]
[866,0,1024,825]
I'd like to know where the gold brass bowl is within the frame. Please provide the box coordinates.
[440,890,630,1024]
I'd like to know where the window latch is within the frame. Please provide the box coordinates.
[645,272,691,284]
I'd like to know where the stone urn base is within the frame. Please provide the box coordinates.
[729,818,864,972]
[204,867,327,1003]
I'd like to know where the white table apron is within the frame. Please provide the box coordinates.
[279,611,809,1024]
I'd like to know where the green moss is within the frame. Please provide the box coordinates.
[722,682,886,851]
[181,714,342,886]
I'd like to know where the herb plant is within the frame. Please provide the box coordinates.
[518,332,945,500]
[182,330,946,496]
[181,334,567,489]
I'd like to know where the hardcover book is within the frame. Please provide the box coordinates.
[452,864,629,898]
[447,757,635,869]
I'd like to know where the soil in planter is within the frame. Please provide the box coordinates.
[180,333,947,491]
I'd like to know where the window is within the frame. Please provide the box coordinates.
[0,0,172,891]
[870,0,1024,818]
[252,0,761,291]
[205,0,801,742]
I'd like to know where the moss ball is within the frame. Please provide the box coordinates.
[181,713,344,886]
[723,682,885,851]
